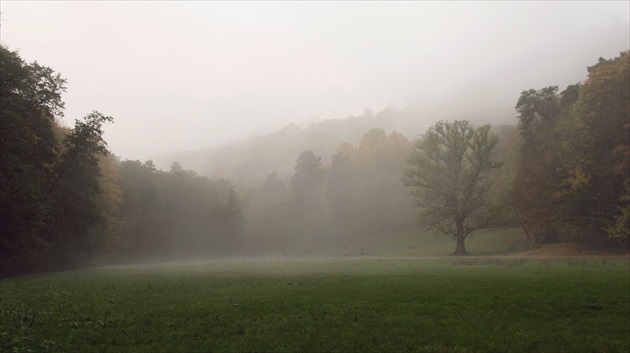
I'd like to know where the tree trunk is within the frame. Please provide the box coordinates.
[452,221,469,256]
[451,219,468,256]
[514,209,532,240]
[453,235,468,256]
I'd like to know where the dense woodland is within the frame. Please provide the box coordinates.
[1,44,628,277]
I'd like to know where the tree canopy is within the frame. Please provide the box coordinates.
[512,51,629,249]
[0,45,116,275]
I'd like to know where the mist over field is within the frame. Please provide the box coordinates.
[1,5,629,351]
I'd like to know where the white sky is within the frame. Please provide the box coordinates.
[1,1,628,161]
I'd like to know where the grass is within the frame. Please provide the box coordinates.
[283,227,536,257]
[1,257,628,353]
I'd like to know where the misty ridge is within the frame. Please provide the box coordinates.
[153,22,628,184]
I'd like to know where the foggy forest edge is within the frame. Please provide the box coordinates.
[1,45,629,277]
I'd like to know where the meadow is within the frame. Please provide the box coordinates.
[1,257,628,353]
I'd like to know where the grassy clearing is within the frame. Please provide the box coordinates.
[284,227,536,257]
[1,258,628,353]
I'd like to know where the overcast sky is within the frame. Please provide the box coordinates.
[1,1,628,161]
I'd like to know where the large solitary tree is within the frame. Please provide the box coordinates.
[402,120,502,255]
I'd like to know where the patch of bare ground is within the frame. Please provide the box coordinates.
[512,242,629,258]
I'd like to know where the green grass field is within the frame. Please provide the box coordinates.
[278,227,537,258]
[1,257,628,353]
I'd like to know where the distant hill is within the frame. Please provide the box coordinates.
[153,108,410,184]
[152,22,628,185]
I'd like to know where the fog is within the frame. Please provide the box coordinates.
[2,5,629,350]
[1,1,627,161]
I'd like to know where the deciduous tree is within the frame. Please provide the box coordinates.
[0,45,66,275]
[402,120,502,255]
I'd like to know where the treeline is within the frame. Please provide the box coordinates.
[0,46,243,277]
[512,51,629,249]
[116,160,242,262]
[241,129,417,253]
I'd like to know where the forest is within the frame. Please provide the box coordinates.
[1,45,628,277]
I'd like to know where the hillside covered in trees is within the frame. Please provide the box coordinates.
[1,44,628,277]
